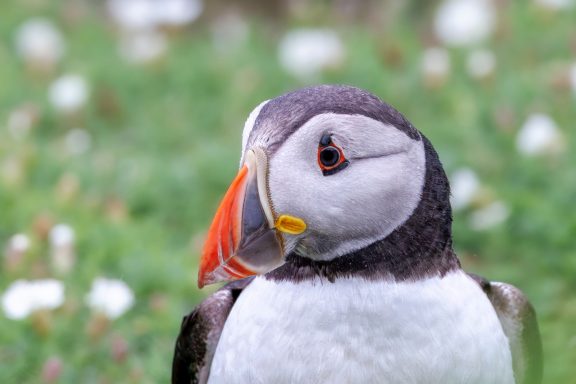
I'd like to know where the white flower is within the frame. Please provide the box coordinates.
[107,0,157,31]
[469,201,510,230]
[65,129,92,155]
[49,224,76,274]
[421,47,451,85]
[422,47,450,77]
[118,30,167,64]
[49,224,75,248]
[1,279,65,320]
[434,0,495,46]
[278,28,345,80]
[516,113,563,156]
[5,234,31,270]
[9,233,31,253]
[85,277,135,319]
[155,0,203,27]
[48,75,90,114]
[535,0,574,10]
[466,49,496,79]
[450,168,481,211]
[15,18,65,67]
[107,0,202,31]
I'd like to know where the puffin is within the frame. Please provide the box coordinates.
[171,85,542,384]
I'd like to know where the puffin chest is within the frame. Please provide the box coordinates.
[208,272,514,384]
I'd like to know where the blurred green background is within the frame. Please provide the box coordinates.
[0,0,575,383]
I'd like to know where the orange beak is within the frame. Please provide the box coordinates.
[198,149,286,288]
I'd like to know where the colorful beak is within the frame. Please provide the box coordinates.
[198,149,306,288]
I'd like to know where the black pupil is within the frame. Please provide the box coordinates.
[320,147,340,167]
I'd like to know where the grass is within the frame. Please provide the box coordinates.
[0,1,575,382]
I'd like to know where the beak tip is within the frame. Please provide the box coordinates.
[197,272,205,289]
[197,265,227,289]
[197,262,211,289]
[197,265,214,289]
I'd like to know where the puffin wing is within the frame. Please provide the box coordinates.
[172,277,254,384]
[469,274,543,384]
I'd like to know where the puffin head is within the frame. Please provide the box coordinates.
[198,85,458,288]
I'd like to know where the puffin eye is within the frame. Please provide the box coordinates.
[317,134,349,176]
[319,147,340,167]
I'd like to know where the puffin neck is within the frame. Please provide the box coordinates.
[266,136,461,284]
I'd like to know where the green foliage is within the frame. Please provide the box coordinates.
[0,1,574,383]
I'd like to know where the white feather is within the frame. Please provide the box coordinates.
[240,100,269,167]
[209,271,514,384]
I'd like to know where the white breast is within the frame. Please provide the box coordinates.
[208,270,514,384]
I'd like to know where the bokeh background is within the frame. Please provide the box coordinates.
[0,0,575,382]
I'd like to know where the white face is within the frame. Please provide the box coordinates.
[244,111,426,261]
[270,113,426,260]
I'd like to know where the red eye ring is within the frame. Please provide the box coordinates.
[317,134,349,176]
